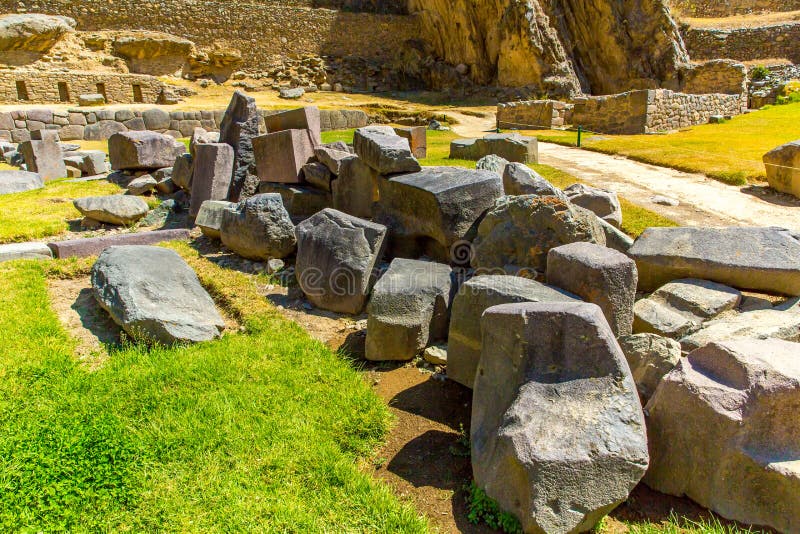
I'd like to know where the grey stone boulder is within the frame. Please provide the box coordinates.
[448,275,579,388]
[598,217,634,253]
[126,174,157,196]
[72,150,109,175]
[374,166,503,263]
[295,208,387,315]
[680,307,800,352]
[314,145,355,176]
[353,126,421,175]
[332,156,378,219]
[629,227,800,296]
[475,154,509,176]
[618,333,681,401]
[472,196,606,275]
[189,143,234,217]
[258,183,331,220]
[763,139,800,198]
[0,170,43,195]
[473,302,648,534]
[547,242,638,337]
[196,200,235,239]
[0,242,53,263]
[220,194,296,260]
[219,90,260,201]
[19,138,67,181]
[565,183,622,228]
[450,133,538,163]
[73,195,149,225]
[279,87,305,100]
[503,163,566,199]
[91,246,225,344]
[302,161,334,192]
[644,339,800,533]
[109,131,185,171]
[633,298,700,339]
[172,153,193,191]
[366,259,453,361]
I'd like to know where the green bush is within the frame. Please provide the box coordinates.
[750,66,770,81]
[465,482,522,534]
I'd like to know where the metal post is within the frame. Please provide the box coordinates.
[577,125,582,148]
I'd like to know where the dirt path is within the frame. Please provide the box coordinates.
[538,142,800,231]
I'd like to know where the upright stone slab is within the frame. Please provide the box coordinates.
[189,143,235,217]
[353,126,421,174]
[195,200,235,239]
[393,126,427,159]
[252,129,316,184]
[629,227,800,296]
[18,139,66,180]
[332,156,378,219]
[645,339,800,533]
[448,275,579,388]
[295,208,387,315]
[366,258,453,361]
[92,246,225,344]
[547,242,638,336]
[264,106,322,145]
[172,153,193,191]
[763,139,800,198]
[473,302,648,534]
[220,194,296,260]
[108,131,185,171]
[0,170,43,194]
[374,166,503,263]
[219,90,260,201]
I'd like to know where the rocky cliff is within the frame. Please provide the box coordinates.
[409,0,690,96]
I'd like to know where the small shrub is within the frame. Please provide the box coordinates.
[465,482,523,534]
[750,66,770,81]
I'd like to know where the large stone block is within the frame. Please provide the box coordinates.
[0,242,53,263]
[264,106,322,145]
[366,258,453,361]
[645,339,800,533]
[0,170,43,194]
[679,307,800,352]
[108,131,185,171]
[502,163,565,199]
[374,166,503,263]
[629,226,800,296]
[565,183,622,228]
[172,153,193,191]
[393,126,427,159]
[295,208,387,315]
[547,242,637,336]
[618,333,681,401]
[48,229,191,259]
[258,183,331,220]
[763,139,800,198]
[447,275,579,388]
[473,302,648,534]
[353,126,421,174]
[18,138,66,180]
[220,194,296,260]
[252,129,316,184]
[332,156,378,219]
[73,195,149,226]
[195,200,235,239]
[450,133,538,163]
[189,143,235,217]
[314,145,355,176]
[219,90,259,201]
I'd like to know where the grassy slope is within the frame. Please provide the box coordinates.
[0,246,427,532]
[519,102,800,186]
[324,129,677,237]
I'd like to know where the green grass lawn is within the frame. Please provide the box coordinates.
[517,102,800,186]
[322,129,677,237]
[0,245,427,532]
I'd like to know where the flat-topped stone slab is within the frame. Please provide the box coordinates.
[48,229,191,259]
[0,242,53,262]
[0,170,43,195]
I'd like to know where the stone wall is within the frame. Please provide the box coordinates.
[312,0,408,13]
[0,1,419,70]
[497,89,745,134]
[671,0,800,17]
[0,107,369,143]
[684,23,800,64]
[0,70,166,106]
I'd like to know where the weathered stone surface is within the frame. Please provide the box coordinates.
[393,126,427,159]
[172,153,193,191]
[92,246,224,344]
[258,183,331,220]
[332,156,378,219]
[265,106,322,145]
[72,150,109,175]
[109,131,185,171]
[189,127,219,159]
[633,298,699,339]
[142,109,171,131]
[219,90,259,201]
[314,145,355,176]
[547,242,637,337]
[220,194,296,260]
[503,163,565,198]
[645,339,800,533]
[48,229,190,259]
[279,87,305,100]
[473,302,648,534]
[472,196,606,275]
[295,209,387,314]
[652,279,741,320]
[126,174,157,196]
[618,333,681,401]
[0,14,75,53]
[0,242,53,263]
[195,200,234,239]
[448,275,579,388]
[366,258,453,361]
[0,170,43,194]
[353,126,421,174]
[450,133,538,163]
[252,129,316,184]
[565,183,622,228]
[374,166,503,263]
[763,139,800,198]
[302,161,333,192]
[18,139,66,180]
[73,195,149,225]
[111,34,194,76]
[680,308,800,352]
[83,120,125,140]
[475,154,509,176]
[598,217,634,253]
[189,143,234,217]
[629,227,800,296]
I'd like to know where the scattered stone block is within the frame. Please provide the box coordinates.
[73,195,149,225]
[220,194,296,260]
[680,307,800,352]
[172,153,193,191]
[547,242,638,336]
[0,170,43,195]
[279,87,305,100]
[645,339,800,533]
[763,139,800,198]
[18,138,66,180]
[565,183,622,228]
[302,161,333,192]
[423,345,448,366]
[450,133,538,163]
[195,200,234,239]
[127,174,157,196]
[258,182,331,220]
[74,150,109,175]
[265,106,322,145]
[473,302,648,534]
[366,259,453,361]
[598,217,634,253]
[618,333,681,401]
[475,154,509,176]
[48,229,191,259]
[353,126,421,174]
[109,131,185,171]
[0,242,53,263]
[332,156,378,219]
[295,208,387,314]
[652,278,741,319]
[252,129,316,184]
[189,143,234,217]
[219,90,260,201]
[503,163,566,199]
[633,298,699,339]
[447,275,579,388]
[314,145,355,176]
[92,246,224,344]
[393,126,427,159]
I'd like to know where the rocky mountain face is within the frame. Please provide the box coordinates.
[409,0,690,96]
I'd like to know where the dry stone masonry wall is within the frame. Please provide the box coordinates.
[0,70,166,105]
[671,0,800,17]
[684,23,800,64]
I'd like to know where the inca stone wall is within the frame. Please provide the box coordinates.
[0,70,166,105]
[671,0,800,17]
[684,23,800,64]
[0,0,419,70]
